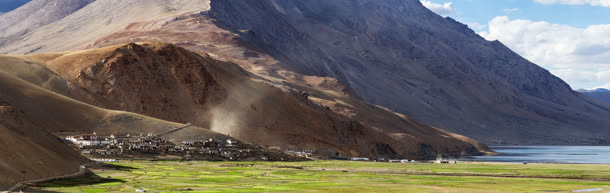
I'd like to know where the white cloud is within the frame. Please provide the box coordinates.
[534,0,610,7]
[480,16,610,89]
[420,0,456,16]
[503,8,520,13]
[593,84,610,89]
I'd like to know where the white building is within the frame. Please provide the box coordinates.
[350,157,370,161]
[65,134,113,147]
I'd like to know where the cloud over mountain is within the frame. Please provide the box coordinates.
[481,16,610,89]
[420,0,456,16]
[534,0,610,7]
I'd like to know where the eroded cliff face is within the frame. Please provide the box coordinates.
[43,43,224,123]
[206,0,610,145]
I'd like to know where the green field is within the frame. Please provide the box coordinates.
[34,160,610,193]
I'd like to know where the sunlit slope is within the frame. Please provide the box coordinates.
[0,70,231,189]
[0,0,211,54]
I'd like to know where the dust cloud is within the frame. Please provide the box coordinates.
[209,82,265,138]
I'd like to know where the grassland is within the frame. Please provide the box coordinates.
[33,160,610,193]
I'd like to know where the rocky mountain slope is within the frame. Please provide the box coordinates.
[0,53,259,188]
[204,0,610,145]
[579,89,610,105]
[0,0,505,188]
[1,0,608,145]
[0,42,491,189]
[2,42,490,158]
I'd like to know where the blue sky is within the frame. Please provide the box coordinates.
[422,0,610,90]
[451,0,610,29]
[0,0,29,13]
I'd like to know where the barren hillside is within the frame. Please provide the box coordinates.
[2,0,606,144]
[0,91,83,190]
[0,58,232,188]
[0,42,489,159]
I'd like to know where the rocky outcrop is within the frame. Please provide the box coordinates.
[64,43,223,123]
[207,0,610,145]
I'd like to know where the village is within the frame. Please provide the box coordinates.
[62,133,457,164]
[62,132,306,161]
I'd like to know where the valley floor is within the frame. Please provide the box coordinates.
[30,160,610,193]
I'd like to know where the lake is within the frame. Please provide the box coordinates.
[462,146,610,164]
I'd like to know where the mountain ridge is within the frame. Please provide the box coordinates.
[205,0,610,145]
[579,88,610,105]
[1,0,608,146]
[0,42,492,161]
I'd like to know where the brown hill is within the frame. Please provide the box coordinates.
[0,58,231,189]
[1,42,491,160]
[0,55,231,140]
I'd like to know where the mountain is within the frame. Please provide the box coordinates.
[0,41,491,159]
[3,0,607,146]
[0,0,510,188]
[0,42,278,187]
[203,0,610,145]
[579,88,610,105]
[0,53,237,188]
[0,42,490,189]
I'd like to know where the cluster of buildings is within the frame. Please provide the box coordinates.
[65,133,114,147]
[63,133,454,163]
[64,133,166,154]
[62,133,280,161]
[283,149,314,158]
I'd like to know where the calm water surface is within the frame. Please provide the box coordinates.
[462,146,610,164]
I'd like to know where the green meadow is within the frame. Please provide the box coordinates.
[34,160,610,193]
